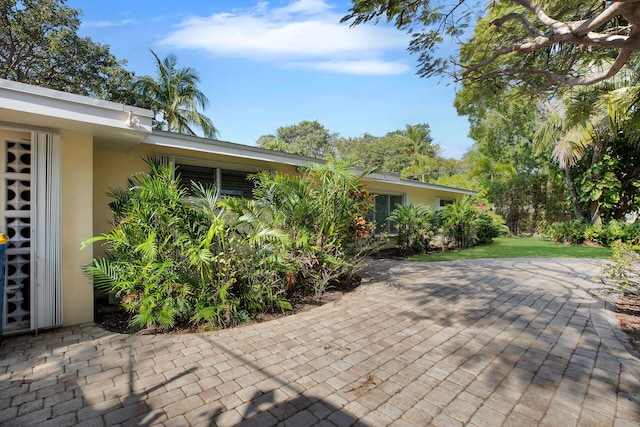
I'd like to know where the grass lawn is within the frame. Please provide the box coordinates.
[409,236,611,262]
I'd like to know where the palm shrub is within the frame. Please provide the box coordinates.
[82,160,202,330]
[252,161,374,296]
[437,198,479,249]
[189,188,292,327]
[434,198,507,249]
[475,210,509,245]
[388,203,434,253]
[83,159,292,331]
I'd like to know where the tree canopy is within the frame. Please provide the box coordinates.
[343,0,640,92]
[0,0,135,102]
[256,120,337,159]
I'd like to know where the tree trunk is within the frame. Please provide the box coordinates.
[588,139,608,225]
[563,165,584,221]
[589,201,602,225]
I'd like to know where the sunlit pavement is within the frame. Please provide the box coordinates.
[1,258,638,426]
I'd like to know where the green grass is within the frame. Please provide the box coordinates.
[409,236,611,262]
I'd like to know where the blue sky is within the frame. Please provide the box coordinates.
[67,0,474,158]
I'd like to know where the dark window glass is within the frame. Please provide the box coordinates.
[221,169,254,199]
[370,194,404,234]
[176,163,216,193]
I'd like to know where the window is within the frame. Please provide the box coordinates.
[174,161,256,199]
[220,169,255,198]
[439,198,454,208]
[177,164,215,191]
[370,194,404,234]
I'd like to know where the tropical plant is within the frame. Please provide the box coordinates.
[603,241,640,293]
[475,210,509,245]
[535,80,640,224]
[435,198,507,249]
[82,159,203,330]
[253,161,375,296]
[82,159,291,331]
[136,51,218,138]
[437,198,480,249]
[388,204,434,254]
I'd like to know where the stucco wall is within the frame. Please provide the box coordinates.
[61,131,94,325]
[92,144,302,243]
[363,179,465,210]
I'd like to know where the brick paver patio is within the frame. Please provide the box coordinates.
[0,258,639,426]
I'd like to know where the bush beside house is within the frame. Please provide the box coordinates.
[83,160,374,332]
[389,198,508,255]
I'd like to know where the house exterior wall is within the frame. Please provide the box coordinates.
[92,144,301,242]
[0,129,30,142]
[61,131,94,325]
[363,179,465,210]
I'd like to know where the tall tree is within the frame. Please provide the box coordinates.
[343,1,640,92]
[456,89,571,233]
[0,0,135,101]
[256,120,337,159]
[535,81,640,223]
[136,51,218,138]
[336,124,438,174]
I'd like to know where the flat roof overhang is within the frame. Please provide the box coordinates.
[0,79,153,151]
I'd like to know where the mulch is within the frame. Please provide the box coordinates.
[616,292,640,356]
[95,275,361,335]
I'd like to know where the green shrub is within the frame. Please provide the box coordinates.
[437,199,478,248]
[545,220,588,244]
[83,159,291,332]
[553,219,640,247]
[475,210,509,245]
[252,161,375,296]
[603,241,640,293]
[388,204,434,254]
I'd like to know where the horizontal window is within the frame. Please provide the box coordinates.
[174,162,255,199]
[439,198,454,208]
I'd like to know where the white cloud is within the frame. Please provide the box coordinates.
[158,0,409,76]
[293,60,410,75]
[83,19,135,28]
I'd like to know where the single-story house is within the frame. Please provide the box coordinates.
[0,79,475,336]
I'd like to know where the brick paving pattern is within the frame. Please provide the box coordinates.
[0,258,639,426]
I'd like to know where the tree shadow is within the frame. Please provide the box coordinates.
[365,258,640,417]
[201,389,361,426]
[0,328,200,426]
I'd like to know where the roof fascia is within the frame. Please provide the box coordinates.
[145,130,324,167]
[0,79,153,132]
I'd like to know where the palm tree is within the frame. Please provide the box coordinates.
[136,51,218,138]
[535,79,640,223]
[403,124,435,162]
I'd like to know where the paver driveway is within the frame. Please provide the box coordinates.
[1,258,639,426]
